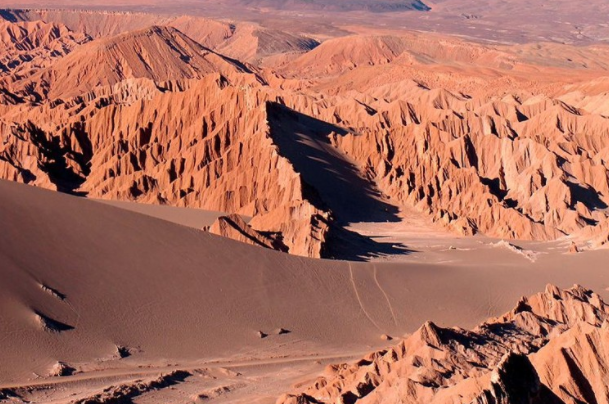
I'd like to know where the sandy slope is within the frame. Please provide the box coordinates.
[2,179,609,402]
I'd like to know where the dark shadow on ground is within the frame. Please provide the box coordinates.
[267,102,414,260]
[324,222,416,261]
[21,121,90,196]
[267,102,400,224]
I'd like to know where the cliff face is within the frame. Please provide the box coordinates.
[277,285,609,404]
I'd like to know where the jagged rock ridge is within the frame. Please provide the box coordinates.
[277,284,609,403]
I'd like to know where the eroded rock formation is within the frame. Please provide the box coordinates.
[277,285,609,403]
[1,11,609,257]
[206,213,288,252]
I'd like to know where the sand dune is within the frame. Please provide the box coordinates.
[2,179,609,389]
[95,198,240,229]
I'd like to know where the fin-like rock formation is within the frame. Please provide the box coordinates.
[0,20,89,79]
[206,213,288,252]
[277,285,609,403]
[274,74,609,242]
[0,22,336,258]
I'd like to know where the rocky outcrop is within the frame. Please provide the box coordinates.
[0,20,89,79]
[0,19,90,107]
[206,213,288,252]
[277,285,609,403]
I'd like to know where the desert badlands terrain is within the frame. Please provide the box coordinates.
[1,2,609,403]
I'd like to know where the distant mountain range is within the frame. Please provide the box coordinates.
[232,0,431,12]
